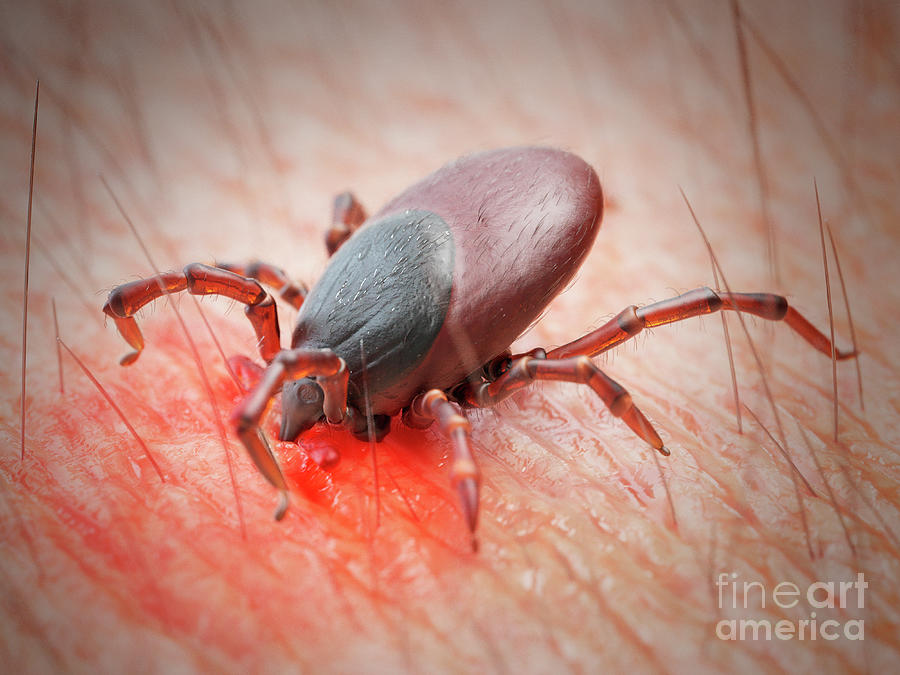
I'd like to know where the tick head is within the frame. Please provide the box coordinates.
[279,378,325,441]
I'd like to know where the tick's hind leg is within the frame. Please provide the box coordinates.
[404,390,480,547]
[460,355,669,457]
[215,261,307,309]
[103,263,281,365]
[325,191,367,255]
[548,286,857,361]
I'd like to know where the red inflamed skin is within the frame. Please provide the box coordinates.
[1,1,898,673]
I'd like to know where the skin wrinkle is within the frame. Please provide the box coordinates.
[1,0,898,672]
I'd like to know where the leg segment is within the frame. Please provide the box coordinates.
[460,354,669,456]
[325,191,367,255]
[103,263,281,365]
[548,287,858,360]
[404,390,480,542]
[216,261,307,309]
[230,347,349,520]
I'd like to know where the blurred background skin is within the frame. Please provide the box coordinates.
[0,0,898,672]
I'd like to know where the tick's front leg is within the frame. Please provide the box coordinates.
[103,263,282,365]
[230,348,349,520]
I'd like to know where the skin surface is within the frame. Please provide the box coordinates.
[1,1,898,672]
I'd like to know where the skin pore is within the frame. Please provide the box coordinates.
[1,1,898,672]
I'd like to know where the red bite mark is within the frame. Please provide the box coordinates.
[220,351,461,538]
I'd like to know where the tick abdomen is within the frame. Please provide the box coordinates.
[373,147,604,411]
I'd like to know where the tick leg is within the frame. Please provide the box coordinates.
[461,355,669,457]
[548,286,858,361]
[231,347,349,520]
[325,191,367,256]
[215,261,307,309]
[103,263,281,365]
[404,390,480,541]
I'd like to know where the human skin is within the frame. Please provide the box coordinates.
[0,1,898,672]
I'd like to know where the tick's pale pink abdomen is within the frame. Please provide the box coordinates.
[375,147,603,408]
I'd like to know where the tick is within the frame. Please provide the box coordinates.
[103,147,855,543]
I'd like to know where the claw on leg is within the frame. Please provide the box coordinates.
[108,315,144,365]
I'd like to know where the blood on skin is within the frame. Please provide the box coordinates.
[147,316,471,545]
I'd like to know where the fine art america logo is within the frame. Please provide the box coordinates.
[715,573,867,641]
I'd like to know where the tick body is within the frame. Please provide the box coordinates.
[103,146,855,545]
[294,148,602,418]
